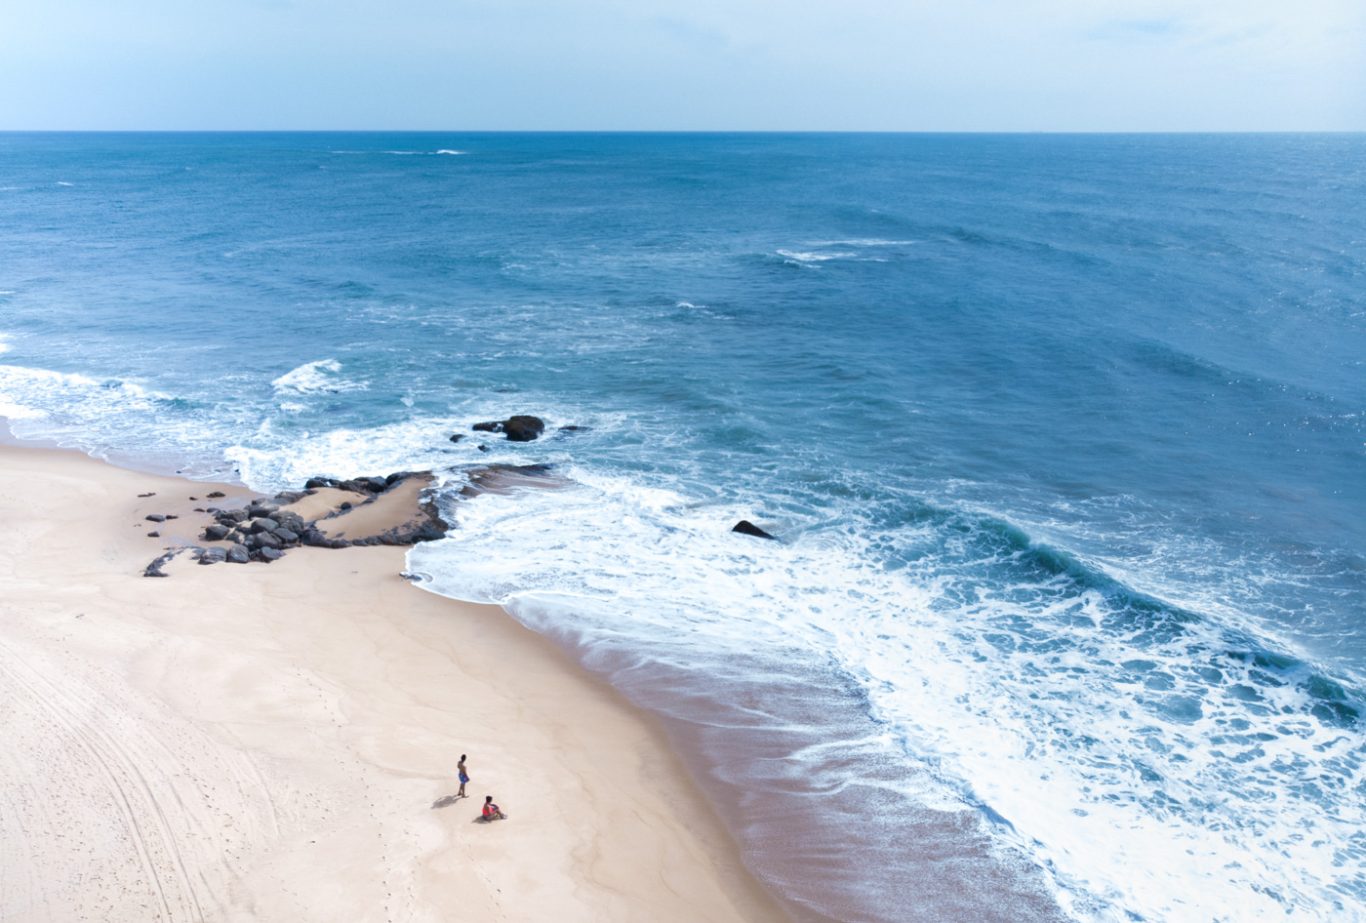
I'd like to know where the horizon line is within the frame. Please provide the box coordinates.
[2,128,1364,136]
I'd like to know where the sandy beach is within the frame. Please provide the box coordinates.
[0,444,785,922]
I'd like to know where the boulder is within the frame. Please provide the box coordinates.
[246,503,279,519]
[197,547,228,565]
[731,520,778,541]
[217,509,249,524]
[472,421,503,433]
[144,513,166,523]
[305,476,339,489]
[255,547,284,562]
[275,511,306,533]
[226,544,250,564]
[146,531,160,538]
[449,433,465,443]
[250,518,280,534]
[273,528,300,545]
[254,532,283,550]
[203,523,231,541]
[503,415,545,442]
[206,490,226,499]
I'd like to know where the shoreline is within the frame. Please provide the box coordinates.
[0,442,787,922]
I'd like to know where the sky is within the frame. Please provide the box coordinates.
[0,0,1363,130]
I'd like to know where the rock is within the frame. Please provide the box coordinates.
[217,509,248,524]
[197,547,227,565]
[557,425,588,435]
[226,544,250,564]
[732,520,778,541]
[146,531,160,538]
[273,528,300,545]
[273,490,307,504]
[143,549,181,577]
[472,415,546,441]
[250,518,280,534]
[339,501,352,511]
[137,492,156,497]
[385,472,410,486]
[477,444,489,453]
[304,477,338,490]
[203,523,231,541]
[300,528,329,547]
[246,503,279,519]
[275,511,306,533]
[256,547,284,562]
[206,490,226,498]
[189,496,198,501]
[503,415,545,442]
[227,530,248,546]
[254,532,283,550]
[449,433,465,443]
[144,513,166,523]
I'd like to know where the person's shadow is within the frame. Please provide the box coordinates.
[431,794,462,809]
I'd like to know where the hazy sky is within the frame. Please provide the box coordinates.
[1,0,1363,130]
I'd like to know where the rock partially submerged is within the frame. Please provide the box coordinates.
[732,520,778,541]
[470,414,546,442]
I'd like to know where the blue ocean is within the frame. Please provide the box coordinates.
[2,132,1363,921]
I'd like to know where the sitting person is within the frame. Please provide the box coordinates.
[481,795,506,821]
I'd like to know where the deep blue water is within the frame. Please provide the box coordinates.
[2,132,1364,921]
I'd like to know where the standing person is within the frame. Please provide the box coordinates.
[482,796,505,821]
[457,754,469,799]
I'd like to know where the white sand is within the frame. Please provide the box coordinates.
[0,445,783,922]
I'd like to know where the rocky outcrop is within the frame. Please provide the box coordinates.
[144,470,450,575]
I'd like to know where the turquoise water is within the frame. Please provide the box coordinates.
[2,132,1364,920]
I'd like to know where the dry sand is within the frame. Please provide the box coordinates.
[0,445,784,922]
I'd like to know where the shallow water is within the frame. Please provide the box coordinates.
[2,132,1364,920]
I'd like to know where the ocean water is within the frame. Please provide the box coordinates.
[2,132,1364,921]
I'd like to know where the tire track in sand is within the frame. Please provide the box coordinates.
[0,637,261,921]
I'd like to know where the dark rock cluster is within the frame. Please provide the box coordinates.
[144,471,450,575]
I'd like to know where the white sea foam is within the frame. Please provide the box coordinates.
[0,364,192,457]
[270,358,368,395]
[0,333,11,356]
[776,248,857,264]
[809,238,919,247]
[55,181,74,187]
